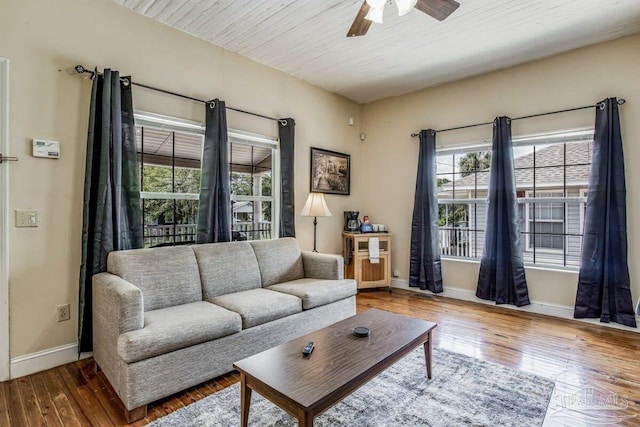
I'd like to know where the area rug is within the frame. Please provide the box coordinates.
[149,347,554,426]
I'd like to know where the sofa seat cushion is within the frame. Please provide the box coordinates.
[117,301,241,363]
[210,288,302,329]
[267,278,357,310]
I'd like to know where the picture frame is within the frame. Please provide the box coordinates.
[310,147,351,195]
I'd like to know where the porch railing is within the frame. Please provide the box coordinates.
[144,224,197,247]
[144,221,272,246]
[439,227,470,257]
[232,221,272,241]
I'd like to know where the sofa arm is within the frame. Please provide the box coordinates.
[301,251,344,280]
[93,272,144,334]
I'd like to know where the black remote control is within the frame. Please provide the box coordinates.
[302,342,315,355]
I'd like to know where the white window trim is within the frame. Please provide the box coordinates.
[0,57,10,381]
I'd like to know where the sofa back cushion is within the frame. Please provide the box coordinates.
[250,238,305,287]
[192,241,262,299]
[107,246,202,311]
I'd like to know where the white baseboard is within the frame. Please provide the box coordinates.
[10,343,92,379]
[391,278,640,333]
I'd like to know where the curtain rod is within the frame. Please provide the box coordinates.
[73,65,287,125]
[410,98,626,138]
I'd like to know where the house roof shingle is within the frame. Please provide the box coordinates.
[441,141,592,192]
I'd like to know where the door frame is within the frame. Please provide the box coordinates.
[0,57,10,381]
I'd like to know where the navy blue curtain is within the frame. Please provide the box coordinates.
[476,117,530,306]
[409,130,443,293]
[574,98,636,327]
[78,69,143,352]
[196,99,232,243]
[279,118,296,237]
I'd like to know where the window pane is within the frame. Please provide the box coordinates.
[261,172,272,197]
[552,205,564,220]
[138,124,203,247]
[174,167,200,194]
[229,143,274,241]
[566,164,590,191]
[565,141,592,166]
[534,143,564,168]
[231,200,274,241]
[231,172,253,196]
[142,163,173,193]
[514,168,531,191]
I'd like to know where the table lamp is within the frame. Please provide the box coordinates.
[300,193,332,252]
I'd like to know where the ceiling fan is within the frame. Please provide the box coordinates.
[347,0,460,37]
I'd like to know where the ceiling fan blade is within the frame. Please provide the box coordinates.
[347,1,372,37]
[415,0,460,21]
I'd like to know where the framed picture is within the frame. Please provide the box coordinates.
[310,147,351,195]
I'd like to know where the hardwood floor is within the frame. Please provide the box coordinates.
[2,289,639,426]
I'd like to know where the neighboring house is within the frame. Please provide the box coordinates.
[438,141,592,267]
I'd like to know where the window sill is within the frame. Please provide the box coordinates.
[441,256,579,273]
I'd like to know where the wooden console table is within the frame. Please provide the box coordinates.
[342,232,391,290]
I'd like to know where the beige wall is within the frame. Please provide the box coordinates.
[361,34,640,310]
[0,0,363,358]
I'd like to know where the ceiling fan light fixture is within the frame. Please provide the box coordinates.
[365,0,387,8]
[365,6,384,24]
[394,0,418,16]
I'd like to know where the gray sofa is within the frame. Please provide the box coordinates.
[92,238,357,422]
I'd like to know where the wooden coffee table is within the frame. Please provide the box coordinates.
[233,308,437,426]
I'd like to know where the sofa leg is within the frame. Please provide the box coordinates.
[94,361,101,373]
[125,405,147,423]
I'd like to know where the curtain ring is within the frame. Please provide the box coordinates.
[430,130,435,136]
[122,77,130,87]
[598,102,606,110]
[279,119,288,126]
[208,101,215,110]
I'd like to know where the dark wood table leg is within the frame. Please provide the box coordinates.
[298,411,314,427]
[240,373,252,427]
[423,331,433,379]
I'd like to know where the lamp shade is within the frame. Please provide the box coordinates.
[300,193,332,217]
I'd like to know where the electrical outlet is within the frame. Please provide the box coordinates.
[57,304,70,322]
[393,269,400,277]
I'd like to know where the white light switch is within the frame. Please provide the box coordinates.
[15,210,38,227]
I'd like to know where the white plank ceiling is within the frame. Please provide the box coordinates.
[114,0,640,103]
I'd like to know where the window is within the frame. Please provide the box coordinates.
[526,191,564,251]
[229,131,279,241]
[135,111,278,247]
[436,151,489,259]
[436,128,593,269]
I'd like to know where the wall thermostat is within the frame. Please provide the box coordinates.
[32,139,60,159]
